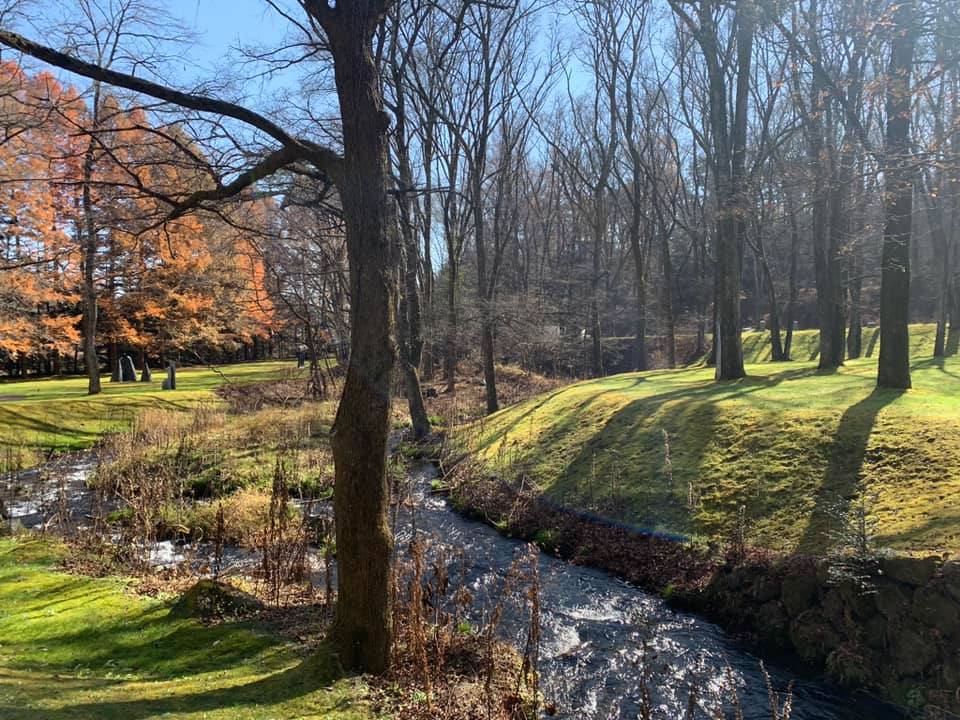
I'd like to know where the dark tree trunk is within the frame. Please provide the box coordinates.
[590,211,604,377]
[929,180,951,357]
[810,151,845,369]
[324,8,398,673]
[474,178,499,414]
[846,252,863,359]
[823,181,847,368]
[630,180,647,371]
[661,230,676,368]
[709,1,751,381]
[949,278,960,354]
[109,342,120,382]
[759,246,785,361]
[783,185,800,360]
[877,0,916,389]
[391,53,431,437]
[695,230,708,358]
[81,132,100,396]
[444,262,458,393]
[397,227,430,438]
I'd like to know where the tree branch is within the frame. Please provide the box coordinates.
[0,28,344,178]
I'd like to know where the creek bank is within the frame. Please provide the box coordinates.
[447,466,955,717]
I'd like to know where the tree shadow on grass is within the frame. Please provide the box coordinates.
[0,643,356,720]
[543,366,820,532]
[795,387,906,554]
[912,355,960,380]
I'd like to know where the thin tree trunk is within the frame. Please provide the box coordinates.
[847,252,863,359]
[474,176,499,413]
[392,58,431,436]
[783,195,800,360]
[661,230,676,368]
[444,261,458,392]
[590,210,604,377]
[81,132,100,395]
[759,244,784,361]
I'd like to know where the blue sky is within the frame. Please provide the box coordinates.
[173,0,293,95]
[179,0,286,68]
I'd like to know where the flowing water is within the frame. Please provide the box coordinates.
[2,454,903,719]
[396,462,903,720]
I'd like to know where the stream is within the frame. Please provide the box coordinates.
[1,454,903,719]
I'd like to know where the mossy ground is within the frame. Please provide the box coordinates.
[0,361,300,469]
[468,324,960,555]
[0,538,370,720]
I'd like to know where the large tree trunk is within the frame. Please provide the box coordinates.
[949,278,960,354]
[326,16,397,673]
[419,114,436,381]
[397,242,430,436]
[398,291,430,438]
[709,1,751,381]
[877,0,916,389]
[934,239,950,357]
[802,0,845,371]
[810,148,845,369]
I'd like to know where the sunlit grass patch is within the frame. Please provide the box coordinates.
[0,538,370,720]
[0,361,301,469]
[466,325,960,555]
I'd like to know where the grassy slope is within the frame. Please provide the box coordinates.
[470,324,960,555]
[0,539,369,720]
[0,362,298,467]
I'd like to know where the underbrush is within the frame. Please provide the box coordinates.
[423,363,566,426]
[95,400,336,503]
[47,385,545,718]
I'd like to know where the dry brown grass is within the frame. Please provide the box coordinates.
[424,364,566,426]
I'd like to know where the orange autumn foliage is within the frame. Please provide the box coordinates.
[0,64,277,369]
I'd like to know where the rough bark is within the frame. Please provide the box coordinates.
[321,4,398,673]
[877,0,916,389]
[707,0,751,380]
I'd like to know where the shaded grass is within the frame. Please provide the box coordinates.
[0,362,301,468]
[469,324,960,555]
[0,538,369,720]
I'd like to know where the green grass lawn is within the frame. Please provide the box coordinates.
[469,324,960,555]
[0,539,370,720]
[0,361,300,469]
